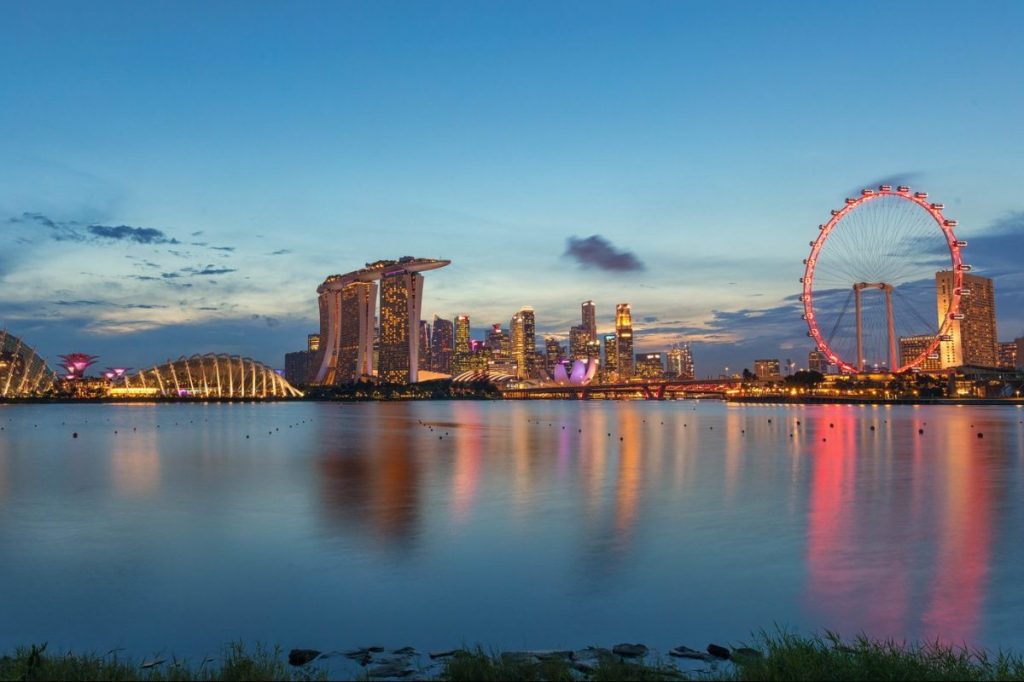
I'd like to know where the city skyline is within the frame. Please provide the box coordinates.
[2,2,1023,374]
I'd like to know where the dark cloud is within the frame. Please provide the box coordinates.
[563,235,645,272]
[268,249,292,256]
[209,246,235,252]
[161,272,181,279]
[87,224,179,244]
[167,250,190,258]
[643,316,658,323]
[186,266,237,276]
[8,211,84,241]
[190,231,204,236]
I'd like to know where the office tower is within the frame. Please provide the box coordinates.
[754,359,782,381]
[898,335,942,371]
[486,324,509,359]
[307,334,320,352]
[431,315,454,373]
[997,341,1017,369]
[314,257,449,384]
[668,343,695,380]
[418,320,432,370]
[284,350,311,387]
[451,314,472,373]
[585,338,600,361]
[569,325,589,361]
[807,349,826,374]
[635,352,664,379]
[511,306,536,379]
[544,337,562,374]
[936,271,998,368]
[602,333,617,381]
[581,300,597,341]
[615,304,634,380]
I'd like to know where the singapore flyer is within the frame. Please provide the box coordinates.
[801,185,968,374]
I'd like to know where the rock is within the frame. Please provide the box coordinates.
[572,661,597,673]
[706,644,731,660]
[392,647,417,656]
[500,651,534,664]
[612,643,648,658]
[575,646,613,661]
[287,649,321,666]
[368,662,417,678]
[669,646,714,661]
[531,650,574,661]
[428,649,464,660]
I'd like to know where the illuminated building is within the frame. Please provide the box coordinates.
[667,343,695,380]
[486,324,509,358]
[997,341,1017,370]
[431,315,454,373]
[0,330,56,397]
[581,300,596,341]
[544,336,563,374]
[511,306,536,379]
[754,359,782,381]
[418,320,432,370]
[899,335,942,372]
[635,352,664,379]
[569,325,589,361]
[807,349,827,374]
[615,304,634,380]
[937,271,998,368]
[313,257,450,385]
[307,334,320,352]
[601,333,617,381]
[1017,337,1024,370]
[121,354,301,397]
[452,314,472,373]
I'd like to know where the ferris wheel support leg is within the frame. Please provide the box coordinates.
[855,285,864,372]
[885,285,897,372]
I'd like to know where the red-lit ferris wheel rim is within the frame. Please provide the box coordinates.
[801,186,964,374]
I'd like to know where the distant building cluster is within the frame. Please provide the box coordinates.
[285,263,699,387]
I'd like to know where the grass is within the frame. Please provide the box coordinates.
[3,632,1024,681]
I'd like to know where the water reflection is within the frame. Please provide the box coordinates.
[111,431,161,498]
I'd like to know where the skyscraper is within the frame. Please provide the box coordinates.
[544,337,562,374]
[511,306,536,379]
[581,300,596,341]
[431,315,454,373]
[602,333,617,381]
[569,325,589,361]
[807,349,826,374]
[936,271,998,368]
[667,343,695,380]
[998,341,1017,369]
[635,352,664,379]
[313,257,449,385]
[452,314,472,373]
[307,334,320,352]
[615,304,634,380]
[899,335,942,372]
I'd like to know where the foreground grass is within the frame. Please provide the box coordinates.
[3,632,1024,681]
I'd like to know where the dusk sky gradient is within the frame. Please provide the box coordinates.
[2,1,1023,375]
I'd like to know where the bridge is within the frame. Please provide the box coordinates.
[500,378,741,400]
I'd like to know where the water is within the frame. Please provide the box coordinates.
[1,400,1023,657]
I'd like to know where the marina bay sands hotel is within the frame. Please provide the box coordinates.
[312,257,450,385]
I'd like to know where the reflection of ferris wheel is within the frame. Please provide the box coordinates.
[801,185,968,374]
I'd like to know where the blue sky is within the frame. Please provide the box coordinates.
[2,1,1022,375]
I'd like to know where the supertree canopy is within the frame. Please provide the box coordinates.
[59,353,99,379]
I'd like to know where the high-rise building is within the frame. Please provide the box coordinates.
[581,300,597,341]
[431,315,454,373]
[937,271,998,368]
[511,306,536,379]
[284,350,311,387]
[754,359,782,381]
[615,304,634,380]
[451,314,473,373]
[998,341,1018,370]
[487,324,510,359]
[602,333,617,381]
[313,257,449,385]
[807,349,827,374]
[1017,337,1024,370]
[307,334,320,352]
[635,352,664,379]
[569,325,589,361]
[667,343,695,380]
[899,335,942,372]
[544,337,562,374]
[418,320,432,371]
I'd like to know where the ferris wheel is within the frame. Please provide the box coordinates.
[801,185,968,374]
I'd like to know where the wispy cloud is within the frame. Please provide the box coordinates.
[87,224,179,244]
[563,234,645,272]
[268,249,292,256]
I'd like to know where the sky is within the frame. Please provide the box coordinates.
[1,1,1023,376]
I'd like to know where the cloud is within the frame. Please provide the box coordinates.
[52,299,168,309]
[209,246,235,252]
[563,235,645,272]
[269,249,292,256]
[186,266,237,276]
[87,224,180,244]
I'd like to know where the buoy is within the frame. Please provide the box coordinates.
[73,432,78,438]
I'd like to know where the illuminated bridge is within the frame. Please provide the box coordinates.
[0,330,58,397]
[501,378,741,400]
[120,354,302,398]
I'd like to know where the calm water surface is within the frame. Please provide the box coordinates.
[1,401,1023,655]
